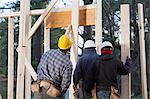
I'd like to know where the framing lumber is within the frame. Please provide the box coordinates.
[25,16,32,99]
[0,12,20,18]
[16,0,30,98]
[138,4,148,99]
[65,25,72,35]
[22,0,31,46]
[0,5,95,18]
[120,4,131,99]
[95,0,102,52]
[44,18,50,52]
[46,7,95,28]
[69,0,79,98]
[71,0,79,70]
[8,16,14,99]
[28,0,58,40]
[25,58,37,81]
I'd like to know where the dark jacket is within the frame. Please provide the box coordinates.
[73,48,99,92]
[96,54,130,91]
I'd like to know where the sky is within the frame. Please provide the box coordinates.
[0,0,97,8]
[0,0,84,7]
[0,0,92,12]
[0,0,17,5]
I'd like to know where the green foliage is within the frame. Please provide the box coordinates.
[0,19,8,69]
[31,0,49,9]
[0,80,7,99]
[0,67,7,76]
[50,28,65,49]
[0,18,8,99]
[102,0,121,53]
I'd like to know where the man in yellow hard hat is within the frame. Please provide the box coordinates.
[34,34,73,99]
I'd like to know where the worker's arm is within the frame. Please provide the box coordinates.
[37,52,49,80]
[61,62,73,95]
[117,57,131,75]
[73,59,82,87]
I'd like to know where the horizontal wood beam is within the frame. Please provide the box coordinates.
[0,5,95,18]
[46,6,95,28]
[0,12,20,18]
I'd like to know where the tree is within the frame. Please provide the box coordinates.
[144,0,150,92]
[0,17,8,99]
[0,19,8,75]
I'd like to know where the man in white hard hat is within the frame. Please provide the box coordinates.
[73,40,99,99]
[96,41,131,99]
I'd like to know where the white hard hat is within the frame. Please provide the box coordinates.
[84,40,96,49]
[101,41,113,49]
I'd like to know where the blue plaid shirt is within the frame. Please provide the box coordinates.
[37,49,73,94]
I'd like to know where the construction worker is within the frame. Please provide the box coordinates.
[33,34,73,99]
[73,40,99,99]
[96,41,131,99]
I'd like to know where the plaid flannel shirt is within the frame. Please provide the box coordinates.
[37,49,73,94]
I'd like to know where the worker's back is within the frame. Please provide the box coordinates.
[96,54,129,91]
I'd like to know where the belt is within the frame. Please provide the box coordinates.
[96,85,111,91]
[40,80,61,90]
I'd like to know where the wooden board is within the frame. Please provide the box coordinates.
[8,16,14,99]
[95,0,102,52]
[44,18,50,52]
[16,0,30,98]
[138,4,148,99]
[69,0,79,98]
[120,4,131,99]
[46,7,95,28]
[28,0,58,40]
[25,16,31,99]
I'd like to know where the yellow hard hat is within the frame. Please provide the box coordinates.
[58,34,73,50]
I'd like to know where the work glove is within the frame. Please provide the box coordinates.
[31,82,40,93]
[125,56,132,66]
[73,84,78,92]
[125,56,132,72]
[73,84,79,99]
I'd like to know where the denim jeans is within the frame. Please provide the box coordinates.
[83,91,91,99]
[97,90,111,99]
